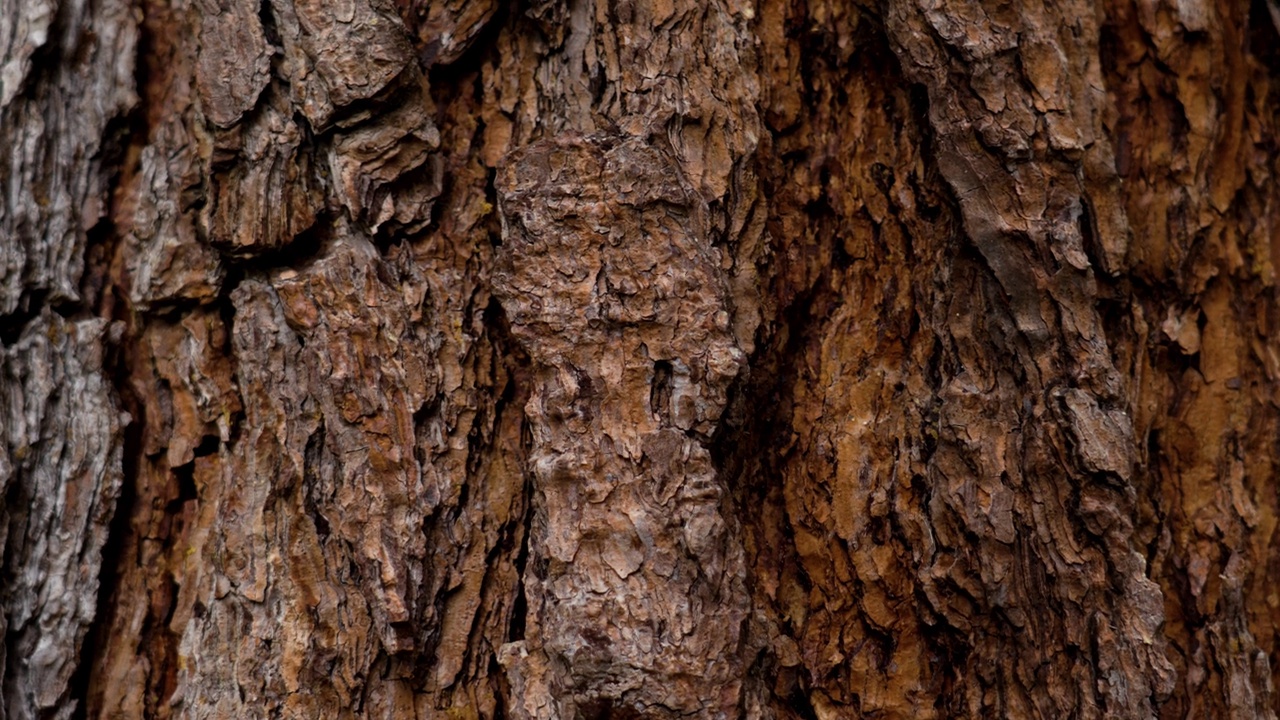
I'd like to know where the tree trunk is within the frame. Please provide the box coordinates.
[3,0,1280,717]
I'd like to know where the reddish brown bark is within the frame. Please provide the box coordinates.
[2,0,1280,718]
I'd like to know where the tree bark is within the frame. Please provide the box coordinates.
[2,0,1280,717]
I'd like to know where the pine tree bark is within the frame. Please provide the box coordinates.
[3,0,1280,717]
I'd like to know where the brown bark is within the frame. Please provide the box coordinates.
[2,0,1280,718]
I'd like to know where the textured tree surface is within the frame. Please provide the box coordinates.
[3,0,1280,717]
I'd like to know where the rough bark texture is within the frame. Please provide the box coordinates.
[3,0,1280,718]
[1,313,124,720]
[492,135,752,719]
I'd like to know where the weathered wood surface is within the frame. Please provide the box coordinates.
[0,0,1279,718]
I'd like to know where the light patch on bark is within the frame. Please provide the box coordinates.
[1,313,124,719]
